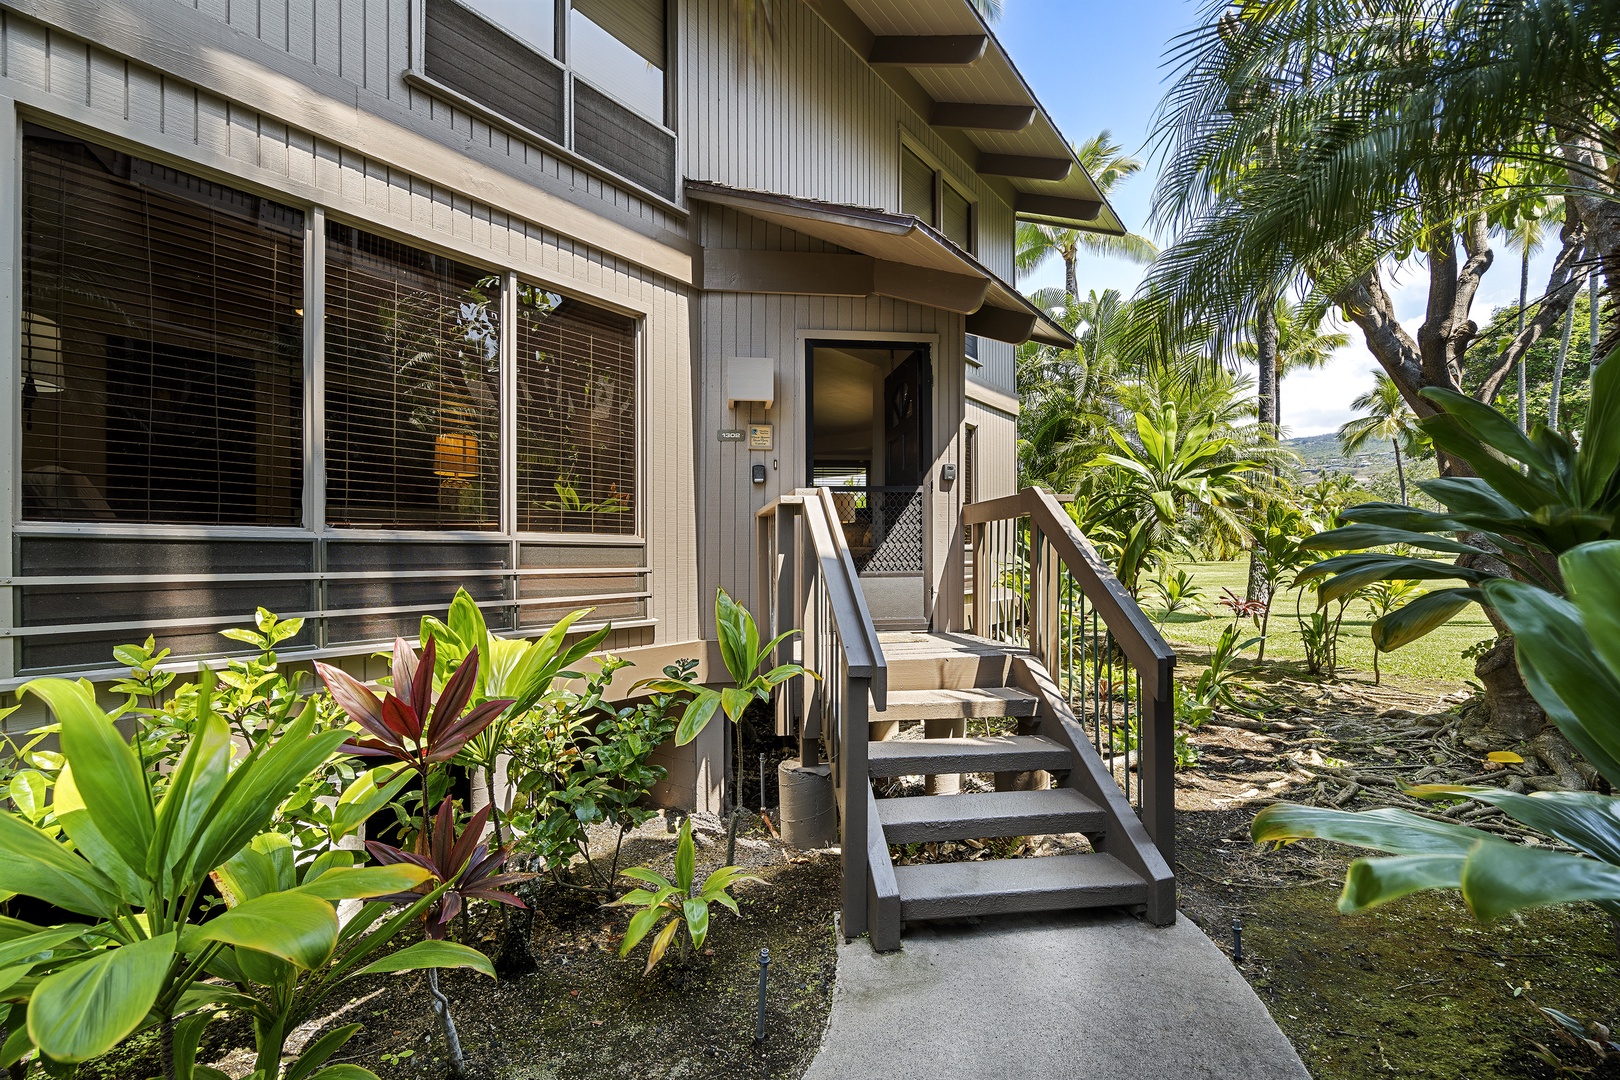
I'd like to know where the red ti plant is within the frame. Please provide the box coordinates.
[316,636,513,843]
[367,796,534,1076]
[366,797,532,939]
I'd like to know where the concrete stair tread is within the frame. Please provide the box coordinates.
[893,852,1147,920]
[867,735,1070,777]
[872,687,1039,722]
[877,787,1103,843]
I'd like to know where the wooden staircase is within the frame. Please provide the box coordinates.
[861,633,1174,948]
[757,487,1177,953]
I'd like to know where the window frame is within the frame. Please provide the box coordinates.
[406,0,680,207]
[4,123,653,681]
[896,132,978,255]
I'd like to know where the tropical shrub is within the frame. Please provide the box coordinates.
[1147,567,1205,628]
[611,817,761,974]
[1300,357,1620,653]
[1253,540,1620,923]
[0,675,442,1077]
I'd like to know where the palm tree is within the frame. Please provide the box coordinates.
[1338,374,1422,505]
[1235,297,1349,430]
[1016,132,1156,300]
[1133,0,1605,461]
[1498,200,1561,431]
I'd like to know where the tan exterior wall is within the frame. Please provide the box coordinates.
[966,393,1020,501]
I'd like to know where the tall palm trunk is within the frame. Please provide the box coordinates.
[1550,293,1577,429]
[1517,246,1530,432]
[1591,270,1603,375]
[1063,250,1079,302]
[1246,298,1280,604]
[1392,438,1407,505]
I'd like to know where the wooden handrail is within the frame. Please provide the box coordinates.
[965,486,1178,865]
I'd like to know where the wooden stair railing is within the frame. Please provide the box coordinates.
[965,487,1179,868]
[756,488,888,942]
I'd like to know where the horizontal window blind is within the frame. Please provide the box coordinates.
[19,130,305,525]
[515,286,637,535]
[324,224,501,529]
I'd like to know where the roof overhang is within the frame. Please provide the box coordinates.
[803,0,1126,234]
[688,181,1073,348]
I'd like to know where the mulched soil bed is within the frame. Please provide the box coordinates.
[1174,671,1620,1080]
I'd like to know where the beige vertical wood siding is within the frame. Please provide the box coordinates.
[965,397,1019,500]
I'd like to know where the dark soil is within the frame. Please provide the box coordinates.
[1173,667,1620,1080]
[320,815,838,1080]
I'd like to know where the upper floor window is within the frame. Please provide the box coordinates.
[569,0,666,124]
[462,0,556,56]
[900,144,976,254]
[421,0,676,198]
[19,129,306,526]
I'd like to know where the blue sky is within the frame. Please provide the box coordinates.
[994,0,1557,436]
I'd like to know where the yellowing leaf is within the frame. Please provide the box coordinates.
[1487,751,1524,764]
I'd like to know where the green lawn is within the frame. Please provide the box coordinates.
[1152,560,1494,693]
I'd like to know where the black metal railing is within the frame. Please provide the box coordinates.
[965,488,1177,865]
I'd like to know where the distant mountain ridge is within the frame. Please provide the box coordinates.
[1284,431,1398,478]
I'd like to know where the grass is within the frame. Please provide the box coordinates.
[1150,560,1495,693]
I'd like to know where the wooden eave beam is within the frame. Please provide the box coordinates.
[978,154,1074,182]
[699,250,990,314]
[1017,194,1104,222]
[868,35,989,66]
[966,306,1040,345]
[701,250,874,295]
[930,102,1038,131]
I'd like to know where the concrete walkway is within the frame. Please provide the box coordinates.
[803,910,1310,1080]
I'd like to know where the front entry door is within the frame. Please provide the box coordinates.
[884,351,926,485]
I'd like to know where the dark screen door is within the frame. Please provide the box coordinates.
[883,350,929,486]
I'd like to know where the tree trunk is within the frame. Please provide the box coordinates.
[1591,269,1603,374]
[1517,246,1530,432]
[1550,294,1576,429]
[1392,439,1407,506]
[1473,636,1548,743]
[1064,252,1078,303]
[1246,297,1280,606]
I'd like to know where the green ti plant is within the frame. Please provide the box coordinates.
[636,589,815,863]
[1254,541,1620,930]
[1147,567,1205,630]
[1299,355,1620,654]
[611,817,761,974]
[417,590,610,854]
[1362,580,1422,685]
[0,675,441,1078]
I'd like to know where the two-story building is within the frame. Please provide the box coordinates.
[0,0,1122,810]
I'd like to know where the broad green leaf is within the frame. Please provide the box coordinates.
[1460,841,1620,921]
[0,965,32,999]
[8,772,47,822]
[682,898,709,951]
[185,705,349,882]
[1418,386,1552,478]
[24,679,153,874]
[620,868,675,891]
[214,841,287,908]
[0,927,92,969]
[620,906,667,957]
[171,1007,216,1080]
[1251,804,1483,856]
[1339,854,1466,912]
[715,589,753,685]
[1559,542,1620,686]
[54,765,145,902]
[674,691,722,746]
[285,1023,362,1080]
[294,864,433,902]
[1575,353,1620,499]
[1485,578,1620,786]
[27,932,175,1063]
[720,687,754,724]
[332,765,413,840]
[1407,784,1620,864]
[306,1064,383,1080]
[149,711,233,888]
[353,940,494,979]
[0,811,120,918]
[191,891,339,970]
[1302,523,1486,555]
[1371,588,1483,651]
[675,820,695,892]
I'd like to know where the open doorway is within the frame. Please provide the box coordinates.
[806,341,932,629]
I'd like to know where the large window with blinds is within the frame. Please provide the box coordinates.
[515,287,637,535]
[19,129,306,525]
[324,225,502,530]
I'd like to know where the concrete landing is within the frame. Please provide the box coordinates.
[803,910,1310,1080]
